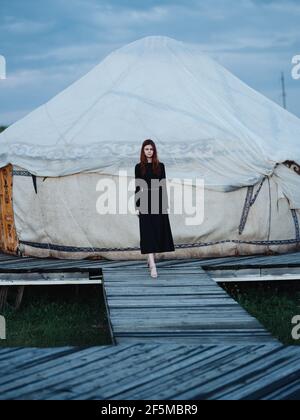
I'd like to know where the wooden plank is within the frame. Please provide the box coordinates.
[102,266,276,345]
[105,289,228,296]
[208,266,300,282]
[57,345,270,400]
[1,250,300,274]
[0,271,102,286]
[201,251,300,269]
[94,345,271,400]
[212,274,300,283]
[106,345,297,401]
[0,345,258,399]
[1,344,300,400]
[0,272,88,279]
[0,165,18,255]
[1,251,300,400]
[0,279,102,286]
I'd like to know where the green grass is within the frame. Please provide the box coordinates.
[221,281,300,345]
[2,280,299,347]
[0,285,112,347]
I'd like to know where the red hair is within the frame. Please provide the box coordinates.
[140,139,161,177]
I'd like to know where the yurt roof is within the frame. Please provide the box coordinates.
[0,36,300,204]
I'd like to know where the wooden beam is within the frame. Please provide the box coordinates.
[0,164,18,255]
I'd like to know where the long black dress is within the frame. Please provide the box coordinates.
[135,162,175,255]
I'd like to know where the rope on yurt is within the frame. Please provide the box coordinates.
[31,175,37,194]
[267,176,272,242]
[239,176,267,235]
[291,209,300,243]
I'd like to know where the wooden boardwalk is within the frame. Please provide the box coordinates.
[1,250,300,399]
[199,250,300,269]
[2,250,300,345]
[0,344,300,400]
[1,249,300,271]
[102,264,275,345]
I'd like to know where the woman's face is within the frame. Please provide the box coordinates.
[144,145,154,159]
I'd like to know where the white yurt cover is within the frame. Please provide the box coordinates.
[1,36,300,209]
[11,164,300,260]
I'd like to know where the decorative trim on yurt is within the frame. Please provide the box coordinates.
[284,160,300,175]
[0,164,18,255]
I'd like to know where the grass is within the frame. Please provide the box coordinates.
[2,280,300,347]
[221,281,300,345]
[0,285,112,347]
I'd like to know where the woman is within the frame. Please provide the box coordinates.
[135,139,175,278]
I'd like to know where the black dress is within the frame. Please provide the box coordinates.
[135,162,175,255]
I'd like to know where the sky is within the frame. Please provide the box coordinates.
[0,0,300,125]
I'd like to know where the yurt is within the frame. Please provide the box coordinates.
[0,36,300,260]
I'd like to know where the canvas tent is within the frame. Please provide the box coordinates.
[0,36,300,260]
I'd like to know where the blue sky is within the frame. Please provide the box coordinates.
[0,0,299,125]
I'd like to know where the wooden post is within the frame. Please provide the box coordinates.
[0,164,18,254]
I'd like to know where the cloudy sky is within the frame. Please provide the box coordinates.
[0,0,299,125]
